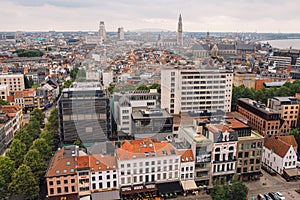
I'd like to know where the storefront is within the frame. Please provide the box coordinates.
[120,184,157,199]
[157,181,183,198]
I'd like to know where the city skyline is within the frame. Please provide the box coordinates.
[1,0,300,33]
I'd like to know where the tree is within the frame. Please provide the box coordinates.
[0,156,15,198]
[30,108,45,127]
[9,164,39,200]
[149,83,161,93]
[288,128,299,139]
[30,138,52,161]
[24,118,41,141]
[70,67,79,80]
[227,178,248,200]
[62,80,73,89]
[211,184,228,200]
[24,76,33,89]
[14,129,34,150]
[108,85,115,94]
[40,129,54,148]
[136,84,149,91]
[23,149,48,181]
[73,139,85,148]
[0,99,9,106]
[6,139,26,168]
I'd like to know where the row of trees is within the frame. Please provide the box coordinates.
[13,49,44,57]
[232,80,300,111]
[0,108,59,199]
[210,178,248,200]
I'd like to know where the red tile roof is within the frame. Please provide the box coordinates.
[179,149,194,163]
[264,136,292,158]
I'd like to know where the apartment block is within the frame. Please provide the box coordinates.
[237,98,282,136]
[0,73,24,92]
[268,97,299,132]
[161,66,233,115]
[0,105,23,154]
[0,85,9,101]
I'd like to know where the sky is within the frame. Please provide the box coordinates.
[1,0,300,33]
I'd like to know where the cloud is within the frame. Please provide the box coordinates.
[0,0,300,32]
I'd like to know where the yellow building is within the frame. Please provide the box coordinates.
[233,72,256,89]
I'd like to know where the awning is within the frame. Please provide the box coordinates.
[121,184,157,195]
[157,181,182,194]
[92,190,120,200]
[80,196,91,200]
[284,168,298,177]
[181,180,198,191]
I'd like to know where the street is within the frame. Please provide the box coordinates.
[246,169,300,200]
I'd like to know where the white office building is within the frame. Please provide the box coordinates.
[161,66,233,115]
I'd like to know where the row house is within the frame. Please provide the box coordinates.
[45,146,79,200]
[262,135,298,180]
[178,115,264,186]
[0,105,23,154]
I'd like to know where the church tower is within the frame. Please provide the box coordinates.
[177,14,183,46]
[98,21,107,41]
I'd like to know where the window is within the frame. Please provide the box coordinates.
[64,187,69,193]
[71,179,75,183]
[50,188,54,194]
[49,181,53,186]
[107,182,111,188]
[99,183,103,188]
[113,181,117,187]
[64,180,68,184]
[72,186,75,192]
[57,180,61,185]
[107,175,110,179]
[57,187,61,194]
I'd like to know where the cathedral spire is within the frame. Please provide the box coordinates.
[177,14,183,46]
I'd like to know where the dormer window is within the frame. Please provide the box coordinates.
[96,160,100,165]
[66,161,71,166]
[56,170,60,174]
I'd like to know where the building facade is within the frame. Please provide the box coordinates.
[161,66,233,115]
[0,73,24,93]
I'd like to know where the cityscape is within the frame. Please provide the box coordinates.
[2,1,300,200]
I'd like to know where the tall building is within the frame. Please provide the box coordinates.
[177,14,183,46]
[58,82,111,145]
[0,73,24,93]
[161,66,233,115]
[117,27,125,40]
[98,21,107,41]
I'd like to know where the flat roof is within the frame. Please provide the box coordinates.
[132,109,172,119]
[238,130,264,141]
[180,126,212,144]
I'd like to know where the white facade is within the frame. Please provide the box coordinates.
[90,169,118,190]
[118,155,181,187]
[161,67,233,114]
[179,156,195,180]
[102,71,113,88]
[263,145,297,175]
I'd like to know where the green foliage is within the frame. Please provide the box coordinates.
[288,128,299,138]
[30,138,52,161]
[24,76,34,89]
[0,156,15,198]
[70,67,79,80]
[25,118,41,139]
[148,83,161,93]
[9,164,39,200]
[30,108,45,128]
[136,84,149,91]
[14,49,44,57]
[211,178,248,200]
[14,129,34,150]
[31,84,39,89]
[108,85,115,94]
[6,139,26,168]
[40,129,54,148]
[0,99,9,106]
[62,80,73,89]
[73,139,85,148]
[24,149,48,181]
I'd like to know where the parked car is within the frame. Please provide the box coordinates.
[257,194,266,200]
[275,192,285,200]
[264,194,273,200]
[268,192,280,200]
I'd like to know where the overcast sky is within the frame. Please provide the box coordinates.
[1,0,300,33]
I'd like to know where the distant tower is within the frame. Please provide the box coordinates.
[98,21,107,41]
[118,27,124,40]
[206,31,210,43]
[146,32,150,41]
[177,14,183,46]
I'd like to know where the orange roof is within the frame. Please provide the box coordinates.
[179,149,194,163]
[46,147,77,177]
[7,96,14,102]
[77,155,89,169]
[225,118,249,129]
[278,136,298,149]
[264,136,292,158]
